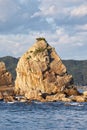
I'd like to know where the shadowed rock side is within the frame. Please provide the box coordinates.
[15,38,80,102]
[0,62,14,101]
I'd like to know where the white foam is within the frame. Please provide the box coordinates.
[65,102,84,106]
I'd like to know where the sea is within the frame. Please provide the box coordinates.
[0,101,87,130]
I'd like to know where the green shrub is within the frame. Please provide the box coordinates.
[33,47,46,55]
[36,37,47,42]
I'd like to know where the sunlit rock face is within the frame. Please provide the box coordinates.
[15,38,78,101]
[0,62,14,101]
[0,62,13,86]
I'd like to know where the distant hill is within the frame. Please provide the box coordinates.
[0,56,87,85]
[63,60,87,86]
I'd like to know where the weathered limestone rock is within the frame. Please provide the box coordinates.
[74,96,85,102]
[46,93,66,102]
[83,91,87,96]
[61,97,71,102]
[4,96,15,103]
[0,92,3,100]
[0,62,14,101]
[15,38,79,101]
[0,62,13,86]
[64,87,79,96]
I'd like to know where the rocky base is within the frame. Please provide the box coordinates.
[0,86,15,102]
[1,87,87,103]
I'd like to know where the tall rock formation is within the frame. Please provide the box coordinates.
[15,38,79,101]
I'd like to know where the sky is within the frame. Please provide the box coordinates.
[0,0,87,60]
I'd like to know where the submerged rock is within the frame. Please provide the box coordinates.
[15,38,79,102]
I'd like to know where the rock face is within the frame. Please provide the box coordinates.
[0,62,13,86]
[15,38,79,101]
[0,62,14,101]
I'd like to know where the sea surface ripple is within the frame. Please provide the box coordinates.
[0,101,87,130]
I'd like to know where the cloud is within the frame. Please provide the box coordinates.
[31,5,57,18]
[0,24,87,59]
[70,5,87,17]
[0,32,49,57]
[76,24,87,31]
[0,0,40,33]
[32,0,87,28]
[31,1,68,19]
[0,0,87,34]
[0,0,87,59]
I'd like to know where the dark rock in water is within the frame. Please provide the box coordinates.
[15,38,79,102]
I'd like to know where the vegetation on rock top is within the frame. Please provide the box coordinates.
[36,37,47,43]
[33,47,46,55]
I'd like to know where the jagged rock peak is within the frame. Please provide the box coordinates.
[15,38,78,101]
[0,61,13,86]
[0,62,6,73]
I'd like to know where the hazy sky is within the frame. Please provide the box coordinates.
[0,0,87,59]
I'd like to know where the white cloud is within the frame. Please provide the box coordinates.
[76,24,87,31]
[31,5,57,18]
[31,2,68,18]
[70,5,87,17]
[35,0,87,18]
[0,32,51,57]
[0,25,87,59]
[0,0,87,59]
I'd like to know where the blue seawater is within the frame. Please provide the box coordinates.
[0,101,87,130]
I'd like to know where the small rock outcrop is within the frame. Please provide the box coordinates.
[0,62,14,101]
[0,62,13,86]
[15,38,79,102]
